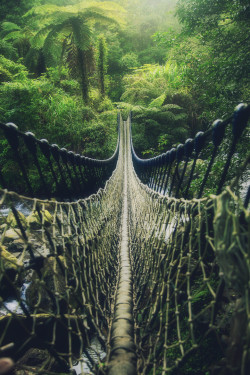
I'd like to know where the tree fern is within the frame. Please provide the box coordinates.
[0,21,32,58]
[24,1,125,102]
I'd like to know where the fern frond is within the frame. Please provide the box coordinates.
[162,104,183,111]
[42,21,71,51]
[2,31,23,42]
[31,26,54,49]
[69,18,92,51]
[148,94,166,108]
[66,40,79,78]
[24,5,62,19]
[24,2,126,26]
[1,22,21,33]
[43,29,66,66]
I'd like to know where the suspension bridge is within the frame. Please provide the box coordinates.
[0,104,249,375]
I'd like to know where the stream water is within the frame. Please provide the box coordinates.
[0,282,30,315]
[0,202,32,217]
[72,336,106,375]
[0,282,106,374]
[1,202,106,374]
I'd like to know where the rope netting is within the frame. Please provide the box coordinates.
[127,113,250,374]
[0,105,249,375]
[0,123,123,374]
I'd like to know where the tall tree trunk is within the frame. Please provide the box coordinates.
[77,48,88,103]
[97,35,107,97]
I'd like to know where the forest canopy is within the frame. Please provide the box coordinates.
[0,0,249,157]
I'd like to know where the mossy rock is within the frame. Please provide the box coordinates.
[0,245,23,270]
[8,239,25,253]
[27,210,53,229]
[16,348,69,374]
[2,228,23,244]
[0,245,23,298]
[26,256,66,312]
[5,211,27,229]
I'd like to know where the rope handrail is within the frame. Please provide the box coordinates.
[0,115,124,374]
[0,115,120,200]
[130,103,250,205]
[127,111,250,375]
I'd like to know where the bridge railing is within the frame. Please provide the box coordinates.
[127,109,250,375]
[130,103,250,205]
[0,115,120,200]
[0,114,123,375]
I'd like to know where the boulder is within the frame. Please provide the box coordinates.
[0,245,23,270]
[7,239,25,253]
[27,210,53,230]
[6,211,27,229]
[0,245,23,299]
[1,228,23,244]
[15,348,69,375]
[26,256,66,312]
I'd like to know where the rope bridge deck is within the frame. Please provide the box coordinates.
[0,104,249,375]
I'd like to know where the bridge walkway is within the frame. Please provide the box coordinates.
[0,105,249,375]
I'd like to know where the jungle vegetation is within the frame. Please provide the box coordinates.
[0,0,249,158]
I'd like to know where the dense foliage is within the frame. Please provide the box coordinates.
[0,0,249,160]
[0,4,248,375]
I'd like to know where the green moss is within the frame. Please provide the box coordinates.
[27,210,52,229]
[0,244,23,270]
[6,211,27,229]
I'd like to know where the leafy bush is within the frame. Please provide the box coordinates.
[0,62,118,158]
[129,104,189,156]
[0,39,18,60]
[0,55,28,82]
[120,52,139,71]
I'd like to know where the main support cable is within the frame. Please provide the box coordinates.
[107,121,137,375]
